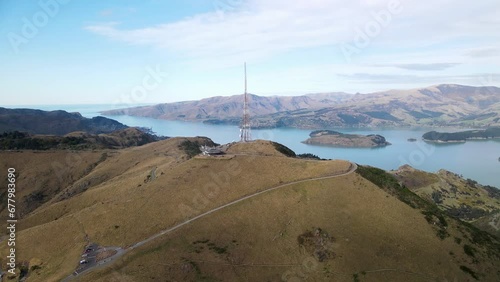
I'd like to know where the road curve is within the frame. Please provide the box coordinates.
[65,162,357,281]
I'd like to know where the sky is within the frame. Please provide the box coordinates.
[1,0,499,106]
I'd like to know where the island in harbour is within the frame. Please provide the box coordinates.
[423,127,500,143]
[302,130,391,148]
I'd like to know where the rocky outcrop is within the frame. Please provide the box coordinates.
[390,165,500,237]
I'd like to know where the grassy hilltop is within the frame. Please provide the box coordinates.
[0,138,498,282]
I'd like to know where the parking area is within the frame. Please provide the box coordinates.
[73,243,98,275]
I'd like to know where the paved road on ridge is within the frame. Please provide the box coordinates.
[65,162,358,281]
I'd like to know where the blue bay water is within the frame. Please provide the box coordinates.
[11,104,500,188]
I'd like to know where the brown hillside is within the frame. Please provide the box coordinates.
[82,172,499,282]
[0,140,498,281]
[225,140,290,156]
[0,139,351,281]
[0,150,105,218]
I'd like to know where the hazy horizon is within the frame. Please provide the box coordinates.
[3,83,500,108]
[1,0,500,105]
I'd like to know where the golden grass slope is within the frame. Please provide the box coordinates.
[0,139,351,281]
[224,140,288,156]
[1,139,498,281]
[0,150,105,219]
[80,172,499,282]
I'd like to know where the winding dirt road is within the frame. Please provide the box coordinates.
[64,162,357,281]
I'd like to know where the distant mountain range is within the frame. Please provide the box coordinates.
[102,84,500,128]
[0,107,127,135]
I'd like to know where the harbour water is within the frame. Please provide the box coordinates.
[11,104,500,188]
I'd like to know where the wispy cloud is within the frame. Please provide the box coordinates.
[374,63,461,71]
[84,0,500,66]
[97,7,136,18]
[82,0,500,94]
[337,73,500,85]
[465,47,500,58]
[99,9,114,17]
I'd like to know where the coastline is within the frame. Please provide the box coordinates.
[423,136,500,143]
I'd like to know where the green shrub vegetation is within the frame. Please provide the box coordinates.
[0,131,72,150]
[296,153,321,160]
[338,113,366,125]
[191,239,227,255]
[463,244,476,258]
[365,111,400,122]
[459,265,479,280]
[179,140,202,158]
[271,141,296,157]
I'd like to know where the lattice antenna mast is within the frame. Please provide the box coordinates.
[240,62,251,142]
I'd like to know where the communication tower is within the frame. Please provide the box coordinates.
[240,62,251,142]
